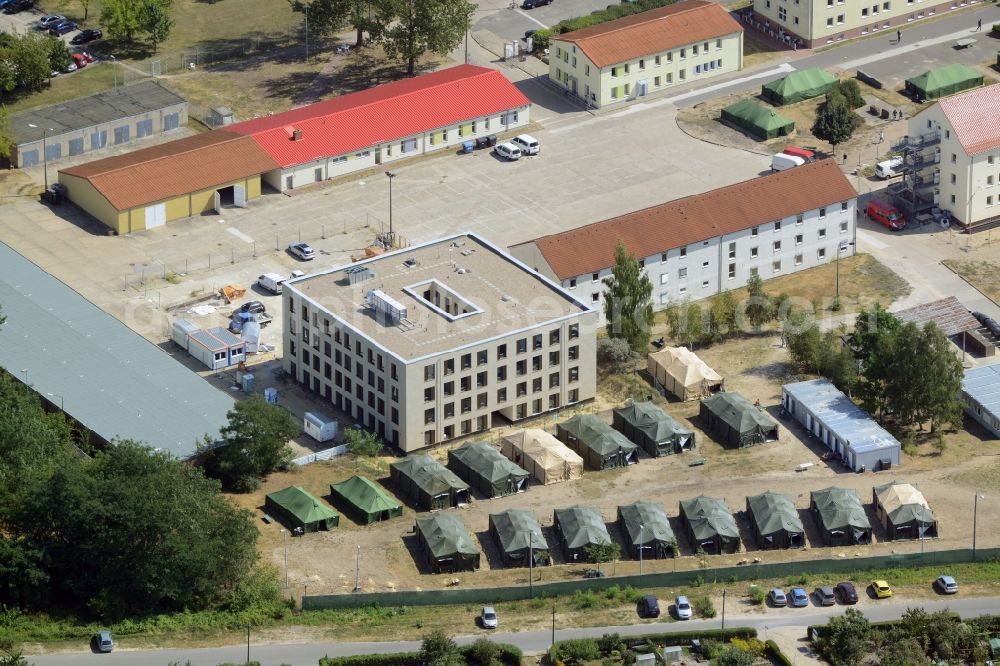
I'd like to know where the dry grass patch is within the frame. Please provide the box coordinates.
[942,259,1000,305]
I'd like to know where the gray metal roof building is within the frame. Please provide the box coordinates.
[961,364,1000,438]
[782,378,900,472]
[0,242,233,457]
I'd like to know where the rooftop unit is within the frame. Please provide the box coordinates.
[345,265,375,285]
[367,289,407,325]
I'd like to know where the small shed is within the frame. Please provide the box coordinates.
[303,411,337,443]
[961,363,1000,438]
[171,318,199,349]
[553,505,612,562]
[557,414,639,470]
[613,401,695,457]
[720,99,795,140]
[500,430,583,484]
[448,440,529,498]
[617,501,677,559]
[488,508,549,567]
[389,455,471,511]
[873,481,938,540]
[329,475,402,524]
[699,392,779,448]
[810,487,872,546]
[905,63,984,100]
[209,106,235,127]
[647,347,724,401]
[746,491,805,550]
[678,495,740,554]
[264,486,339,532]
[186,326,245,370]
[415,514,480,573]
[761,68,838,105]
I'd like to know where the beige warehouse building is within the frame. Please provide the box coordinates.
[282,233,598,452]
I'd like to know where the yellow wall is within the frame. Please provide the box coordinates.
[247,176,261,198]
[59,173,125,233]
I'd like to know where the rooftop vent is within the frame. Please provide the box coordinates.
[367,289,407,325]
[403,258,418,268]
[292,129,303,141]
[345,266,374,285]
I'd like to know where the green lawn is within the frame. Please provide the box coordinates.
[4,66,128,114]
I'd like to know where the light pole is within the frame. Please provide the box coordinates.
[835,241,855,300]
[246,624,251,664]
[384,170,396,245]
[46,393,64,411]
[526,530,534,598]
[638,523,645,578]
[354,544,361,592]
[27,124,55,192]
[721,589,727,630]
[282,529,288,588]
[550,601,555,648]
[20,368,29,386]
[973,491,985,560]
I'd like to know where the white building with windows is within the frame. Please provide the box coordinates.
[510,160,857,324]
[548,0,743,109]
[282,233,597,453]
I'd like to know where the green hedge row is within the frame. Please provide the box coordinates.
[530,0,675,51]
[765,639,793,666]
[550,627,757,661]
[318,643,522,666]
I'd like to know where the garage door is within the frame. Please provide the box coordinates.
[144,203,166,229]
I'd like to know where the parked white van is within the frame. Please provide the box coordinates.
[494,142,522,161]
[771,153,805,172]
[257,273,286,294]
[511,134,540,155]
[875,156,904,179]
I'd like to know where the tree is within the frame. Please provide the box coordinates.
[883,322,963,431]
[834,79,864,110]
[583,541,620,575]
[665,301,704,349]
[850,304,900,420]
[817,329,857,394]
[0,106,13,161]
[374,0,475,76]
[46,37,71,73]
[786,315,821,372]
[744,273,773,331]
[420,629,464,666]
[199,394,298,492]
[707,290,738,343]
[290,0,376,48]
[812,90,857,155]
[344,427,383,457]
[142,0,175,52]
[101,0,145,42]
[11,33,52,92]
[80,0,93,21]
[822,607,870,666]
[602,240,654,352]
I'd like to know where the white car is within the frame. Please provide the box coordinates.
[511,134,540,155]
[675,595,692,620]
[288,242,315,260]
[38,14,66,29]
[480,606,498,629]
[494,142,521,161]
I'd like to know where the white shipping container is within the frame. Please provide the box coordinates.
[303,411,338,443]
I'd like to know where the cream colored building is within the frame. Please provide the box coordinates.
[895,83,1000,231]
[751,0,983,48]
[282,233,597,453]
[549,0,743,108]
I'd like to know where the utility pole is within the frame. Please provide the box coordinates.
[551,602,556,648]
[721,589,727,631]
[527,531,534,598]
[354,544,361,592]
[638,523,644,578]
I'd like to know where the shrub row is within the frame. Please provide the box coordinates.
[530,0,675,51]
[318,643,522,666]
[551,627,757,661]
[765,639,793,666]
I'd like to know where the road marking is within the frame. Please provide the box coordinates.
[836,25,985,70]
[515,9,549,29]
[227,227,255,244]
[664,62,795,104]
[856,229,888,251]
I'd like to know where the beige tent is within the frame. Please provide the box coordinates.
[501,429,583,485]
[873,481,938,540]
[647,347,724,401]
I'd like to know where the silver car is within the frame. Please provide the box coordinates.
[675,595,692,620]
[288,242,315,260]
[935,575,958,594]
[480,606,498,629]
[93,630,114,653]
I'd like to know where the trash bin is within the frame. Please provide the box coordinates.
[487,134,497,147]
[462,140,474,154]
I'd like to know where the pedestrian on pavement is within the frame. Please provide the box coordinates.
[976,18,982,31]
[897,29,901,42]
[879,130,885,144]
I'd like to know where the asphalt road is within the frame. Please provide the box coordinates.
[28,595,1000,666]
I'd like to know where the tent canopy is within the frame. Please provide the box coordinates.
[721,99,795,140]
[613,400,695,456]
[679,495,740,554]
[647,347,724,401]
[415,513,480,573]
[390,454,470,510]
[761,68,838,105]
[557,414,639,470]
[448,440,529,498]
[617,501,676,558]
[265,486,339,532]
[810,486,871,545]
[746,491,804,549]
[500,429,583,484]
[329,475,402,524]
[700,392,779,448]
[905,63,984,100]
[874,481,938,540]
[554,505,612,560]
[489,508,549,566]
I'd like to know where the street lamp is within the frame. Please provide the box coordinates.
[973,491,986,560]
[525,530,534,598]
[384,170,396,245]
[27,123,55,192]
[835,241,855,300]
[638,523,645,578]
[46,393,64,411]
[721,589,727,630]
[354,544,361,592]
[20,368,29,386]
[281,529,288,588]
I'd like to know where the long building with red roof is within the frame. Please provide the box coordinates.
[59,65,530,233]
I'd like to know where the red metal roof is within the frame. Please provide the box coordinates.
[229,65,530,168]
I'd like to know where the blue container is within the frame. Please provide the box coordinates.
[241,373,255,394]
[264,387,278,404]
[462,140,474,154]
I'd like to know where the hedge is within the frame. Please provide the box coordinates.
[765,639,793,666]
[551,627,757,661]
[529,0,675,52]
[318,643,522,666]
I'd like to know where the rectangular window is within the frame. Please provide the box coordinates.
[444,359,454,375]
[774,240,782,252]
[68,138,84,156]
[728,263,736,279]
[773,261,782,273]
[774,220,782,232]
[113,126,130,144]
[461,353,472,370]
[569,278,577,288]
[660,274,668,285]
[497,388,507,403]
[568,367,579,383]
[818,248,827,259]
[517,338,527,354]
[728,242,736,259]
[497,366,507,381]
[818,228,827,239]
[679,267,688,279]
[477,350,488,366]
[751,227,758,237]
[136,118,153,138]
[841,220,849,233]
[751,247,758,258]
[497,344,507,359]
[795,254,803,266]
[569,324,579,340]
[795,234,803,246]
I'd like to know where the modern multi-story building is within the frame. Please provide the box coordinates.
[751,0,982,48]
[509,159,857,324]
[891,83,1000,231]
[282,233,597,452]
[548,0,743,108]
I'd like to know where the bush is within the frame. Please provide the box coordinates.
[551,638,600,664]
[530,28,551,51]
[693,595,716,618]
[766,639,794,666]
[344,427,383,457]
[993,23,1000,36]
[748,585,766,606]
[597,337,634,373]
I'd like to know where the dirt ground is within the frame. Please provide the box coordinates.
[943,258,1000,305]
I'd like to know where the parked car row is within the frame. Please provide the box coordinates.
[494,134,541,162]
[2,0,34,15]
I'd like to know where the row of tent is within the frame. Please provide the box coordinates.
[264,478,405,532]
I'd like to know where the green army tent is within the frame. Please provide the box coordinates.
[810,487,871,546]
[699,392,779,448]
[447,441,529,498]
[679,495,740,554]
[905,63,983,100]
[329,475,402,524]
[488,508,550,567]
[415,514,480,573]
[613,401,695,457]
[761,68,838,105]
[390,455,470,511]
[264,486,339,532]
[617,501,677,559]
[557,414,639,470]
[873,481,938,540]
[721,99,795,140]
[746,491,804,550]
[553,505,612,562]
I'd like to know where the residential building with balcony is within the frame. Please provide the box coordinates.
[548,0,743,109]
[509,160,857,325]
[281,233,597,453]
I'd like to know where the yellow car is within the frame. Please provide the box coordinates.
[871,580,893,598]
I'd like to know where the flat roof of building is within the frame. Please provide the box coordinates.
[783,379,900,456]
[963,363,1000,417]
[893,295,980,337]
[0,242,234,457]
[288,233,593,362]
[12,80,187,145]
